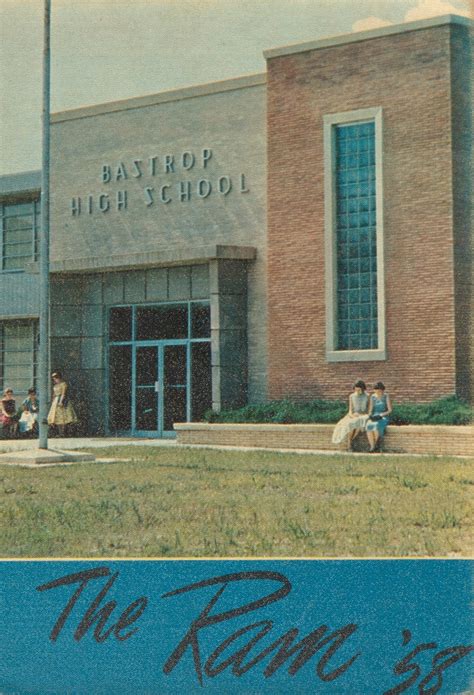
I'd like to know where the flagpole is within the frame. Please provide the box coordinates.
[0,0,92,463]
[38,0,51,449]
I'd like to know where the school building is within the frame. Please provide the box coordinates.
[0,14,472,436]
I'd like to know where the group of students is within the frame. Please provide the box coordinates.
[2,371,391,449]
[332,380,392,452]
[0,371,77,438]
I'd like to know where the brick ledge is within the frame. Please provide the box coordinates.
[175,423,474,457]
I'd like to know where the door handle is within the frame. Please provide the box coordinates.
[154,381,160,393]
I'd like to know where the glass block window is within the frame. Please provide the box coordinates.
[0,201,39,271]
[335,121,377,350]
[0,320,39,395]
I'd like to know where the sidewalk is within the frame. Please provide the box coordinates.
[0,435,467,460]
[0,436,177,453]
[0,435,353,458]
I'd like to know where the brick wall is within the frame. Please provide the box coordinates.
[175,423,474,457]
[266,25,464,404]
[451,24,473,402]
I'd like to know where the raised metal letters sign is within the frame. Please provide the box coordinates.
[70,148,249,215]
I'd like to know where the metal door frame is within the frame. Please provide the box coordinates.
[132,339,189,438]
[106,300,210,438]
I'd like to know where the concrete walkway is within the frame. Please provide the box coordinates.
[0,435,466,460]
[0,436,354,458]
[0,436,179,466]
[0,436,176,453]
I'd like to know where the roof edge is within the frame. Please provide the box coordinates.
[0,170,41,196]
[51,72,266,123]
[264,14,473,60]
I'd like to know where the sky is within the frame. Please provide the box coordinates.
[0,0,471,176]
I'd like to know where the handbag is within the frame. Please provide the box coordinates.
[369,414,382,422]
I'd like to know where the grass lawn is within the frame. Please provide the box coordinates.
[1,446,472,558]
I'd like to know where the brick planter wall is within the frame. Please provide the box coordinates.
[175,423,474,457]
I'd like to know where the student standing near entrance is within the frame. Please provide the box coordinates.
[47,371,78,436]
[366,382,392,453]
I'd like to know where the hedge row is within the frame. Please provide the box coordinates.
[204,396,473,426]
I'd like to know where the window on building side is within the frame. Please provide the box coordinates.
[0,320,39,394]
[0,201,39,271]
[335,122,377,349]
[324,108,386,362]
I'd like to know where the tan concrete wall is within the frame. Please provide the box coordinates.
[50,80,266,261]
[175,423,474,457]
[50,77,268,402]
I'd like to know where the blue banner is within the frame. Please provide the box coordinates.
[1,560,472,694]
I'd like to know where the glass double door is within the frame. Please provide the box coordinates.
[134,342,187,437]
[108,301,212,437]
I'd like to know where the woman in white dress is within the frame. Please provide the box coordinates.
[47,371,78,436]
[332,380,369,451]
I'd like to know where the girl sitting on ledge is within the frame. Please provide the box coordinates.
[0,388,18,437]
[332,380,369,451]
[366,381,392,453]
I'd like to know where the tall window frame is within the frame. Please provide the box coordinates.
[0,200,40,272]
[324,107,386,362]
[0,319,39,395]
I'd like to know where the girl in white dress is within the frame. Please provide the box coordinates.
[332,380,369,450]
[47,371,78,436]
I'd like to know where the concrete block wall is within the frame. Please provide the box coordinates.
[266,21,470,404]
[50,274,106,434]
[50,260,254,432]
[50,264,211,434]
[0,273,40,317]
[210,259,248,411]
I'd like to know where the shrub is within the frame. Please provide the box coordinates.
[391,396,472,426]
[204,395,472,426]
[204,399,347,424]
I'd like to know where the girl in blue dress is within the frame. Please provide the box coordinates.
[366,382,392,453]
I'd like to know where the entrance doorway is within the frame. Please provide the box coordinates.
[135,343,186,436]
[108,302,211,437]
